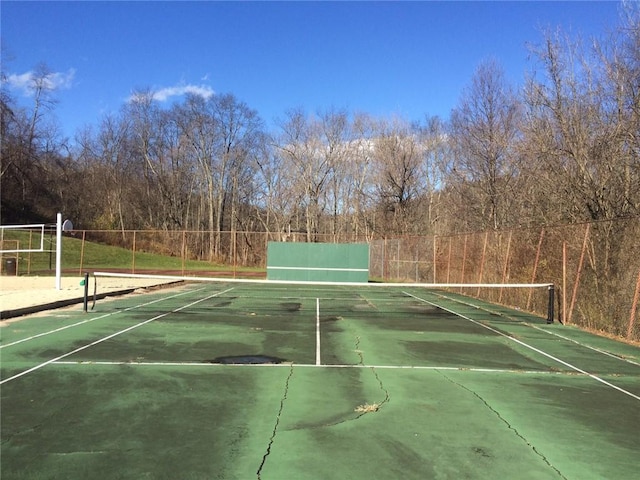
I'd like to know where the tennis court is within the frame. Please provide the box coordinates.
[1,278,639,479]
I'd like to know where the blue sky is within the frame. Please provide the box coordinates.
[1,1,624,140]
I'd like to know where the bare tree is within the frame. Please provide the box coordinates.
[524,25,639,223]
[212,93,263,256]
[448,59,523,231]
[174,94,218,258]
[0,62,66,222]
[414,115,450,234]
[76,112,133,235]
[276,109,336,241]
[344,112,377,239]
[371,117,430,235]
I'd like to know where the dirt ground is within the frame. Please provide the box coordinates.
[0,275,173,315]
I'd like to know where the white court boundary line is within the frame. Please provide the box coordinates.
[0,287,235,385]
[0,287,204,350]
[429,290,640,368]
[528,324,640,367]
[403,291,640,401]
[50,360,577,375]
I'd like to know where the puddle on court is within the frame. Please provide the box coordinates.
[207,355,287,364]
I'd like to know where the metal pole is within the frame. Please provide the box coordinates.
[446,237,452,283]
[433,235,437,283]
[132,231,136,274]
[460,234,468,293]
[627,269,640,339]
[499,230,513,303]
[79,230,86,275]
[547,284,555,324]
[55,213,62,290]
[562,241,567,324]
[83,272,89,313]
[527,228,545,311]
[568,223,590,325]
[477,231,489,297]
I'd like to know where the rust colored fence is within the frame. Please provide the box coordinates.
[6,217,639,340]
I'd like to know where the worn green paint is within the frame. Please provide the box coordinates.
[1,283,639,479]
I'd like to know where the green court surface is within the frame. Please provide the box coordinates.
[1,282,639,480]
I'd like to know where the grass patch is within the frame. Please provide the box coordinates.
[1,230,264,277]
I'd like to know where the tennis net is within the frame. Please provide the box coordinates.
[90,271,556,323]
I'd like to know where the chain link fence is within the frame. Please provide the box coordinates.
[6,217,639,340]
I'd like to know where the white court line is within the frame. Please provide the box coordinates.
[0,288,235,385]
[527,324,640,367]
[404,291,640,402]
[0,287,204,349]
[429,290,640,368]
[51,360,575,375]
[316,298,321,366]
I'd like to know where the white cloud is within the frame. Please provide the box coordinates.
[129,83,215,103]
[4,69,75,96]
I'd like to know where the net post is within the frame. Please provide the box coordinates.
[83,272,89,313]
[547,284,555,324]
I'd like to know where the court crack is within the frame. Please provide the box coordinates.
[256,362,294,479]
[312,336,391,430]
[354,335,390,417]
[437,370,567,480]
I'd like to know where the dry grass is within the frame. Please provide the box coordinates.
[355,403,380,413]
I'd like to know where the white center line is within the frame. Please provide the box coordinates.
[316,298,321,366]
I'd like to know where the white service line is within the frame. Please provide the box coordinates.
[0,287,204,349]
[316,298,321,366]
[0,287,234,385]
[403,291,640,402]
[51,360,580,375]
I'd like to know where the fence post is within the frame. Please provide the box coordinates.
[460,234,468,291]
[181,230,186,275]
[433,235,437,283]
[477,231,489,296]
[27,231,33,274]
[397,239,400,279]
[568,223,591,325]
[79,231,86,275]
[132,230,136,274]
[562,241,567,324]
[527,228,545,311]
[499,230,513,303]
[446,236,452,283]
[627,269,640,339]
[383,237,387,280]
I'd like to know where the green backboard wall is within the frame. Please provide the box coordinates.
[267,242,370,283]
